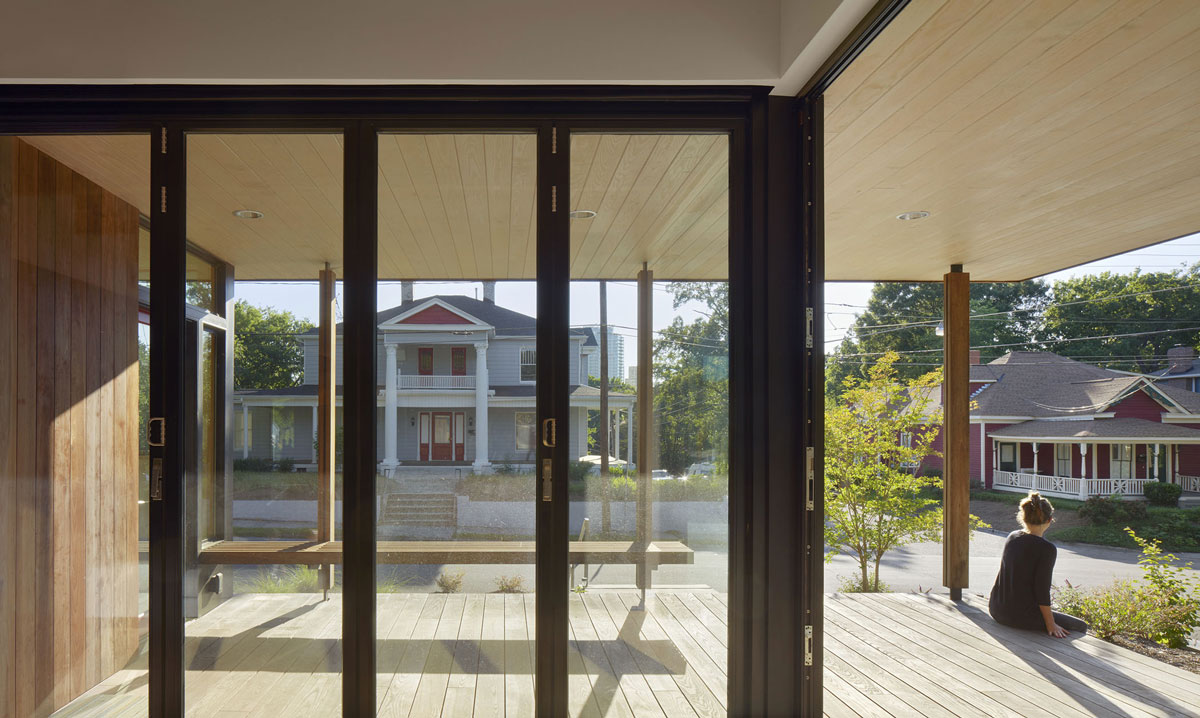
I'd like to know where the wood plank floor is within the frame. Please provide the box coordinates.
[51,592,1200,717]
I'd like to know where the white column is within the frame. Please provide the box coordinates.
[1032,442,1039,476]
[312,405,319,463]
[1079,443,1089,499]
[627,407,634,469]
[474,342,490,472]
[614,409,620,465]
[242,404,250,459]
[1168,444,1175,484]
[384,343,398,467]
[1153,443,1160,482]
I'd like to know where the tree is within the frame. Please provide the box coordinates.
[824,351,984,592]
[586,374,636,456]
[1042,265,1200,373]
[654,282,729,475]
[827,281,1048,397]
[234,300,315,390]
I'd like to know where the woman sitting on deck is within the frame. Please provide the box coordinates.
[988,491,1088,638]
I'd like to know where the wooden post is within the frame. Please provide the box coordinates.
[635,264,653,606]
[599,281,611,534]
[317,265,336,597]
[943,265,969,601]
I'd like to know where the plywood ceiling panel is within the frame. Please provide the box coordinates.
[23,130,729,281]
[824,0,1200,282]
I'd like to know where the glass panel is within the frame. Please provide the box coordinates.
[2,134,149,715]
[568,132,731,716]
[184,132,344,714]
[376,130,538,717]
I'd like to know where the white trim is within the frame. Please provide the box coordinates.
[987,432,1200,444]
[379,297,491,329]
[518,345,536,384]
[1160,414,1200,423]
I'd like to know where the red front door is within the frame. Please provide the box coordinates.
[431,412,452,460]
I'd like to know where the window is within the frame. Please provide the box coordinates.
[515,411,536,450]
[999,442,1016,472]
[1055,444,1071,477]
[418,347,433,375]
[899,432,918,469]
[451,346,467,376]
[520,347,536,382]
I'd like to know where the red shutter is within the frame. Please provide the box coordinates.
[451,347,466,376]
[419,347,433,375]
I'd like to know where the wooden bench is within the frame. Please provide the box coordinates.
[198,539,693,568]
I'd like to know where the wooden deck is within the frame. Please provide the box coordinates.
[52,592,1199,717]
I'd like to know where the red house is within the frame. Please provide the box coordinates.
[922,351,1200,500]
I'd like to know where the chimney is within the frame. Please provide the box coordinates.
[969,349,981,365]
[482,280,496,304]
[1167,345,1195,374]
[401,281,413,304]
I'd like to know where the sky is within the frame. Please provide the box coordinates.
[234,231,1199,362]
[823,232,1200,350]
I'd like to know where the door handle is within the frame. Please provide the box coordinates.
[148,417,166,447]
[542,418,556,448]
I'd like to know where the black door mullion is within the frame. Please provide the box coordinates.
[148,123,187,718]
[535,120,570,718]
[342,119,379,717]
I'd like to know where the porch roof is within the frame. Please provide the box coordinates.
[988,418,1200,444]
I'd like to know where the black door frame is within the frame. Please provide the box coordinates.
[0,86,815,717]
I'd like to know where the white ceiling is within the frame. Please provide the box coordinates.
[0,0,874,95]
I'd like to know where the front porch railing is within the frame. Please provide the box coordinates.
[1179,474,1200,493]
[992,470,1147,499]
[398,374,476,390]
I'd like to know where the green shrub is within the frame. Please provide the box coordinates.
[1143,481,1183,507]
[1053,579,1189,641]
[494,575,526,593]
[836,573,891,593]
[435,570,465,594]
[1078,494,1148,525]
[567,461,592,483]
[234,457,275,472]
[1125,528,1200,648]
[276,458,296,473]
[653,473,729,501]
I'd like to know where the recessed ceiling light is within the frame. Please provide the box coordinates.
[569,209,597,219]
[232,209,264,220]
[896,211,930,221]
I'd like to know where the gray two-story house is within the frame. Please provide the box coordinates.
[234,286,635,474]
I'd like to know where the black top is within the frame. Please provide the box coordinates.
[989,530,1056,631]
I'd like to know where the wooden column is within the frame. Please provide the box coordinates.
[317,265,336,595]
[599,280,611,534]
[943,265,969,601]
[635,263,653,604]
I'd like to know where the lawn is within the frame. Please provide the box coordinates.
[232,470,343,501]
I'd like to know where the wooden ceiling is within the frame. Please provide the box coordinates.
[22,131,728,281]
[824,0,1200,282]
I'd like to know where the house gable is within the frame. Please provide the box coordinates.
[400,305,473,325]
[1109,385,1173,420]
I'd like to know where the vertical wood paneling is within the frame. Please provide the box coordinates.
[0,137,141,717]
[0,134,17,718]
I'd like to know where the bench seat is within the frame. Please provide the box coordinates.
[198,539,694,566]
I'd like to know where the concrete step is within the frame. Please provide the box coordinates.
[379,493,458,527]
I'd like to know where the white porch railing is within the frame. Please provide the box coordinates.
[992,471,1147,499]
[1179,474,1200,493]
[398,374,476,390]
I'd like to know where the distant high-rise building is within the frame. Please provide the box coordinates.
[583,325,624,381]
[626,365,637,389]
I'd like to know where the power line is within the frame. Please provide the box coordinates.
[833,325,1200,359]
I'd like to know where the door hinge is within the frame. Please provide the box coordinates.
[551,127,558,154]
[160,128,167,154]
[551,185,557,213]
[160,186,167,214]
[805,307,814,349]
[804,625,814,666]
[805,446,815,510]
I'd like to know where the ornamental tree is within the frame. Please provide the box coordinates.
[825,351,985,591]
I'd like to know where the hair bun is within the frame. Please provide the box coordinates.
[1029,491,1041,500]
